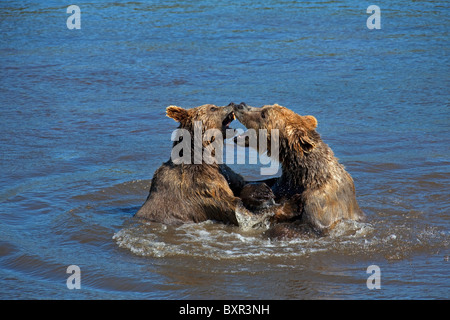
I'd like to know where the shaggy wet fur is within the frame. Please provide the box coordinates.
[234,103,365,235]
[135,104,245,225]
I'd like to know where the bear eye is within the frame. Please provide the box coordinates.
[261,111,266,118]
[210,106,218,112]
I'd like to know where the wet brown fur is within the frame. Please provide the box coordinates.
[234,103,365,235]
[135,104,245,225]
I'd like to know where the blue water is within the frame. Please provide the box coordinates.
[0,1,449,299]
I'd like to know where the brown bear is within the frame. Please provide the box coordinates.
[240,182,275,211]
[135,103,245,224]
[135,103,272,227]
[233,103,365,235]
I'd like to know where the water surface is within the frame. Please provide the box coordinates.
[0,0,448,299]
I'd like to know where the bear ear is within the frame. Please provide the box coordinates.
[166,105,189,123]
[304,115,318,129]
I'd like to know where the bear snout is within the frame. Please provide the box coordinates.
[236,102,247,110]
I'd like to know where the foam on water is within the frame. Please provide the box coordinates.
[113,215,448,263]
[114,219,367,259]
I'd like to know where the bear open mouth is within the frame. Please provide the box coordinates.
[222,112,235,129]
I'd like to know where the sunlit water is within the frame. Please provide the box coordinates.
[0,1,448,299]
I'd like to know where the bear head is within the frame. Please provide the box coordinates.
[233,103,318,155]
[166,103,235,136]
